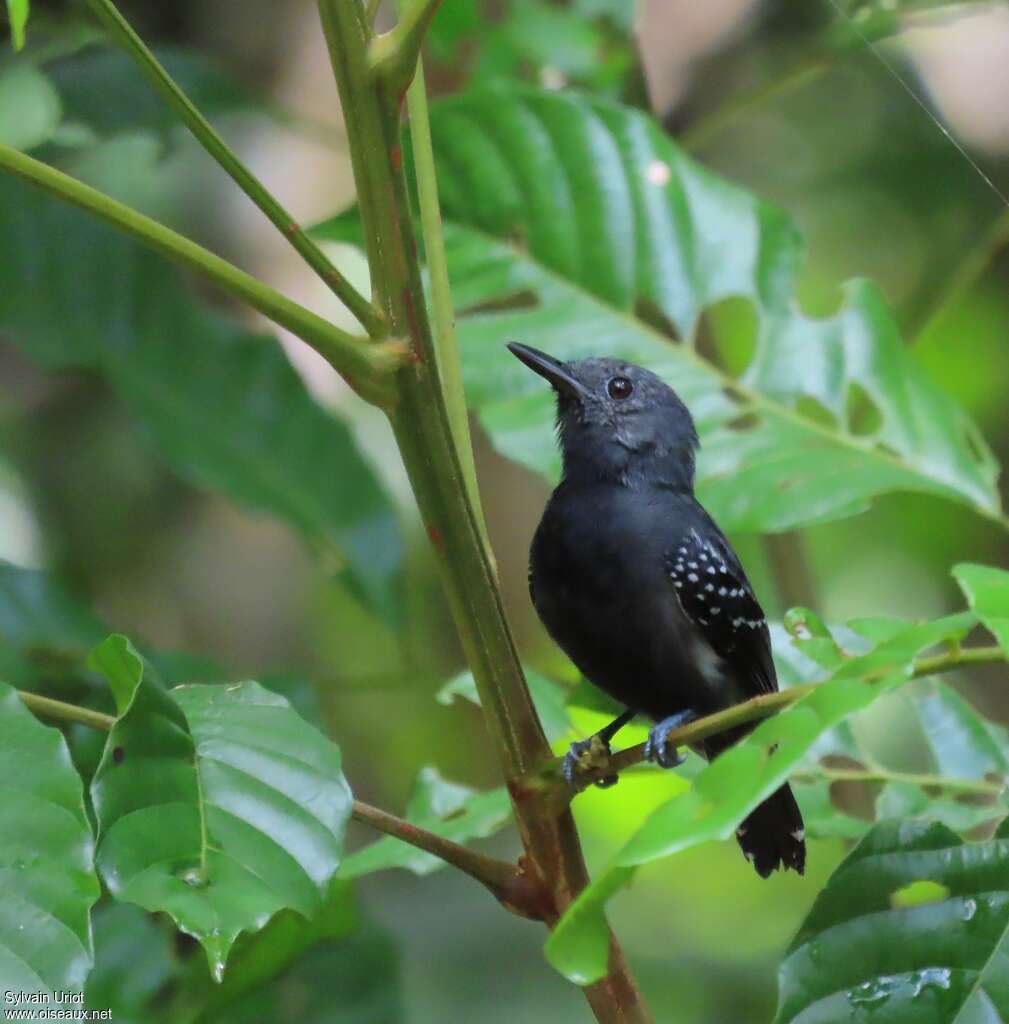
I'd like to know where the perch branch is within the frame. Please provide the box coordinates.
[559,644,1008,791]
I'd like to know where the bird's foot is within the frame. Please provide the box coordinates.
[644,711,697,769]
[563,734,618,791]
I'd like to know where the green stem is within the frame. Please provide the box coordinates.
[912,207,1009,343]
[316,3,651,1020]
[796,766,1005,796]
[568,644,1008,787]
[0,143,405,405]
[402,47,488,543]
[17,691,114,731]
[368,0,443,98]
[86,0,384,338]
[682,55,829,152]
[14,688,540,906]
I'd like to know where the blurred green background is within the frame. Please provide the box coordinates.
[2,0,1009,1021]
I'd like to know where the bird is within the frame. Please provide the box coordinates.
[507,342,805,878]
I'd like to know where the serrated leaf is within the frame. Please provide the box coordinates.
[0,179,401,620]
[340,767,510,879]
[0,682,100,1004]
[318,85,1000,533]
[776,819,1009,1023]
[545,613,977,985]
[90,668,352,979]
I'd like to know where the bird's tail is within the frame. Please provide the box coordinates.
[735,783,806,877]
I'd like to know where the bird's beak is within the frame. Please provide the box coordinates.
[507,343,588,400]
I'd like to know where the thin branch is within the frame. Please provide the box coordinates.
[86,0,384,338]
[911,207,1009,343]
[682,54,829,152]
[0,144,406,405]
[14,687,548,914]
[795,766,1005,796]
[562,644,1009,791]
[17,691,115,731]
[402,39,489,546]
[350,799,549,918]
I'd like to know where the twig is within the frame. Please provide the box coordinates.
[14,687,549,913]
[794,766,1005,796]
[0,144,406,405]
[911,208,1009,343]
[17,691,115,731]
[86,0,384,338]
[350,799,549,919]
[682,54,829,152]
[561,643,1008,790]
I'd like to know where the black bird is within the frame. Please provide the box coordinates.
[508,342,805,878]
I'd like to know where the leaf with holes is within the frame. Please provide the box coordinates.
[340,767,511,879]
[776,818,1009,1023]
[89,648,352,979]
[316,84,1000,533]
[545,613,980,986]
[0,682,100,1005]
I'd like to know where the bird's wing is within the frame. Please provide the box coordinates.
[666,525,778,696]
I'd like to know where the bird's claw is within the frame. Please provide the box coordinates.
[644,711,697,769]
[563,734,618,790]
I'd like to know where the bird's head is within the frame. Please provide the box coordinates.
[507,343,699,489]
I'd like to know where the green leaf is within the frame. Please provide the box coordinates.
[916,680,1009,780]
[90,667,353,979]
[204,925,402,1024]
[192,880,357,1019]
[437,667,572,742]
[4,0,28,51]
[86,634,144,716]
[0,561,105,658]
[545,613,977,985]
[339,766,511,879]
[319,84,1001,532]
[776,818,1009,1023]
[955,563,1009,654]
[0,179,401,619]
[0,681,100,1003]
[0,62,60,148]
[85,903,179,1023]
[48,45,254,138]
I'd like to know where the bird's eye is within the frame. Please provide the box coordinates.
[607,376,633,400]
